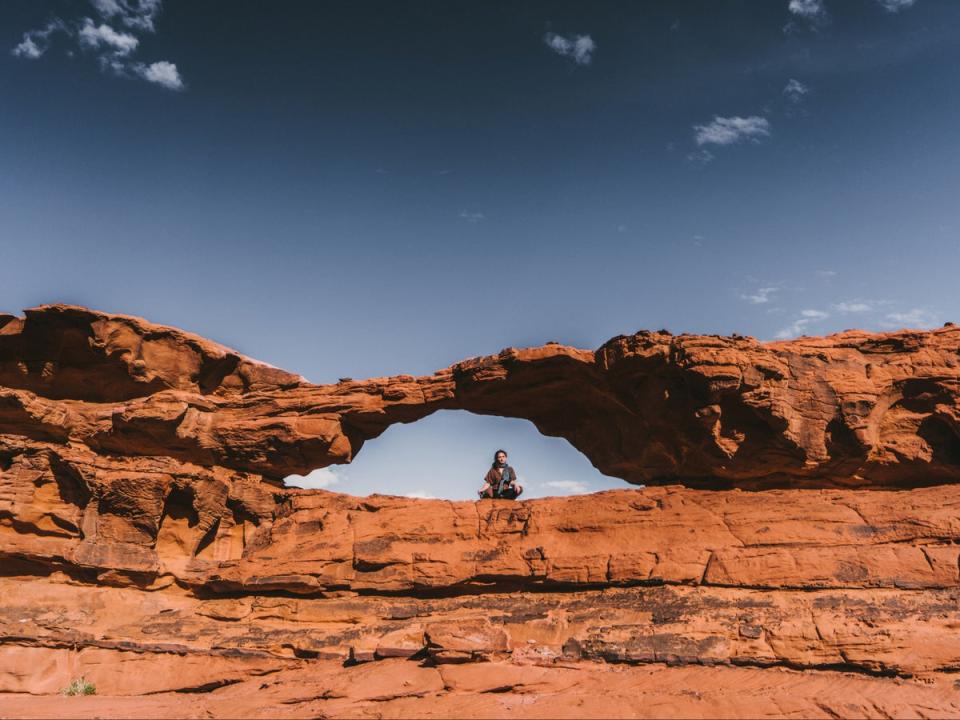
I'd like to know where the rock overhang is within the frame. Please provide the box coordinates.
[2,303,960,488]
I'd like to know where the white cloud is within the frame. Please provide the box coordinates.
[90,0,126,19]
[11,20,65,59]
[834,301,872,313]
[284,467,342,490]
[12,36,44,60]
[404,489,438,499]
[135,60,184,90]
[541,480,590,494]
[775,309,829,339]
[459,211,485,224]
[883,308,939,328]
[694,116,770,146]
[783,78,809,103]
[11,1,181,90]
[99,55,129,76]
[789,0,825,18]
[775,323,805,339]
[876,0,916,12]
[543,33,595,66]
[78,20,139,55]
[91,0,163,32]
[816,269,837,278]
[741,287,778,305]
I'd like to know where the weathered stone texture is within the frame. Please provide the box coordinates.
[2,305,960,718]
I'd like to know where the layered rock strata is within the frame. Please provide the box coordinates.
[2,304,960,718]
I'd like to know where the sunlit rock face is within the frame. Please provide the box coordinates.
[2,304,960,718]
[4,305,960,487]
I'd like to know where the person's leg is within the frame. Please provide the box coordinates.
[479,483,493,498]
[500,486,519,500]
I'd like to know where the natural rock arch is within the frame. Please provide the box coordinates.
[3,304,960,490]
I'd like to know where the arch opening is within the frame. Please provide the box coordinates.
[284,410,626,500]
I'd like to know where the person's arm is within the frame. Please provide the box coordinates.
[505,468,522,497]
[479,469,494,497]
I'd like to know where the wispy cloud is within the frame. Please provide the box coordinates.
[741,287,779,305]
[783,78,809,103]
[694,116,771,147]
[284,467,342,490]
[688,73,805,159]
[686,149,715,166]
[775,308,829,339]
[876,0,917,12]
[459,211,485,224]
[404,489,438,499]
[834,301,872,313]
[543,33,595,66]
[90,0,163,32]
[788,0,826,19]
[541,480,590,494]
[816,269,837,278]
[11,20,66,59]
[78,19,139,55]
[882,308,939,328]
[788,0,913,22]
[10,0,183,91]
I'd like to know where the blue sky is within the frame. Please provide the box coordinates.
[2,0,958,499]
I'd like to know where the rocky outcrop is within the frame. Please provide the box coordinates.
[3,304,960,718]
[3,304,960,487]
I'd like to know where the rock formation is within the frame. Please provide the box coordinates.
[2,304,960,718]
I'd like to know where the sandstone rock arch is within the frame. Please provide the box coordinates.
[2,304,960,490]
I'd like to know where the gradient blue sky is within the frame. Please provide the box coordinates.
[2,0,958,499]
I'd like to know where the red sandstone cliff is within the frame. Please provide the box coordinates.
[2,305,960,718]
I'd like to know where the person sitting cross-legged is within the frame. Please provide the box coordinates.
[478,449,523,500]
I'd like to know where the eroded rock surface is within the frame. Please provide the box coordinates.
[3,304,960,486]
[2,304,960,718]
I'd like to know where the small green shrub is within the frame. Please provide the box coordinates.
[61,677,96,696]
